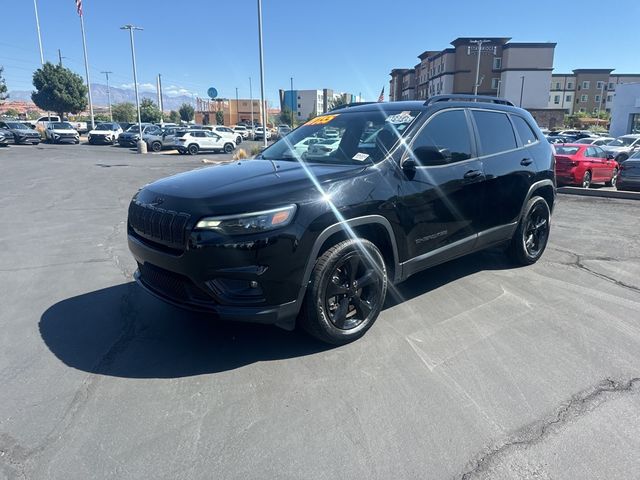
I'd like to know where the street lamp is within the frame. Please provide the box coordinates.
[257,0,268,148]
[470,39,490,96]
[120,24,144,146]
[519,75,525,107]
[290,77,294,129]
[101,71,113,121]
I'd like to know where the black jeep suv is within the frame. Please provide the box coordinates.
[128,95,555,344]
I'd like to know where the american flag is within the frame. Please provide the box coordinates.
[75,0,83,16]
[377,86,384,102]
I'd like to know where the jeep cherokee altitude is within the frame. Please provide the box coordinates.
[128,95,555,345]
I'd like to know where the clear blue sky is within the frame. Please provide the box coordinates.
[1,0,639,106]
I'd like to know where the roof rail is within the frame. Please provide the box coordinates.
[328,102,376,112]
[424,94,515,107]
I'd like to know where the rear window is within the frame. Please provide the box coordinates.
[472,110,518,155]
[554,146,580,155]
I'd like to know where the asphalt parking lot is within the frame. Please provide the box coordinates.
[1,143,640,480]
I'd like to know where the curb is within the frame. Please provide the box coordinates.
[557,186,640,201]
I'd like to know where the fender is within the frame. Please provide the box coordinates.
[519,179,555,220]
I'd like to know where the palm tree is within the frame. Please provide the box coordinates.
[328,94,348,111]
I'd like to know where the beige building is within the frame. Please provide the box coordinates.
[549,69,640,115]
[390,37,556,109]
[195,98,267,126]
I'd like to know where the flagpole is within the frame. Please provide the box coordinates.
[33,0,44,64]
[79,10,95,130]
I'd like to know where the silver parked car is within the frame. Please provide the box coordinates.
[144,127,182,152]
[601,134,640,163]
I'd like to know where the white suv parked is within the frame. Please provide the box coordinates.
[174,130,236,155]
[204,125,243,145]
[232,125,249,139]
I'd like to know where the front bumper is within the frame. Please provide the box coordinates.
[89,135,115,144]
[118,137,138,147]
[16,135,40,144]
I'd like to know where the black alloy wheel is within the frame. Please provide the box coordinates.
[300,238,387,344]
[151,141,162,152]
[187,144,199,155]
[224,143,234,154]
[507,196,551,265]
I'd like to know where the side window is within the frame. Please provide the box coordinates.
[411,110,472,165]
[593,146,605,158]
[511,115,538,145]
[471,110,517,156]
[585,147,596,158]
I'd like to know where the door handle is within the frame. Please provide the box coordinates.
[463,169,482,179]
[520,158,533,166]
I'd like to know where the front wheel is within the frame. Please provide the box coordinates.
[605,168,618,188]
[507,196,551,266]
[150,141,162,152]
[581,170,592,188]
[223,143,234,154]
[187,144,199,155]
[299,239,388,345]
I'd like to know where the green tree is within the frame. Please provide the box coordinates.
[31,62,87,118]
[179,103,194,122]
[111,102,136,122]
[169,110,180,124]
[140,98,161,123]
[278,106,294,126]
[0,66,8,101]
[328,94,348,111]
[3,108,20,118]
[215,110,224,125]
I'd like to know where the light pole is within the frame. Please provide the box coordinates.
[470,39,489,96]
[596,81,605,128]
[496,79,502,98]
[101,71,113,121]
[519,75,525,107]
[235,87,239,125]
[257,0,268,148]
[290,77,294,129]
[249,77,254,130]
[120,25,143,143]
[33,0,44,65]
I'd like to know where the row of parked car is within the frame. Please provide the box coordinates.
[548,130,640,191]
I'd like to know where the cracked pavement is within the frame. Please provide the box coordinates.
[1,144,640,479]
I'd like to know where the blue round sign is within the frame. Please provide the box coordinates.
[207,87,218,99]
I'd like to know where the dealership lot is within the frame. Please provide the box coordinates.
[1,144,640,479]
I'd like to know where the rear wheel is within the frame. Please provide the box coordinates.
[299,239,387,345]
[581,170,592,188]
[507,196,551,266]
[187,144,199,155]
[150,141,162,152]
[605,168,618,188]
[224,143,234,154]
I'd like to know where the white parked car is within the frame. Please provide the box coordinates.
[174,130,236,155]
[203,125,243,145]
[254,126,271,140]
[87,122,123,145]
[44,121,80,144]
[573,137,615,146]
[232,125,249,139]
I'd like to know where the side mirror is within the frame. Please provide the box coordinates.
[607,154,615,160]
[413,145,450,165]
[401,157,417,172]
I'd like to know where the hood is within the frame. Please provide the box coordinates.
[136,159,367,214]
[89,129,117,135]
[50,128,77,134]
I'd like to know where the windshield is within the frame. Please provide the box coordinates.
[261,109,420,164]
[6,122,29,130]
[50,122,73,129]
[608,137,636,147]
[95,123,117,130]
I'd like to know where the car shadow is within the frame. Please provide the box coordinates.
[39,248,516,379]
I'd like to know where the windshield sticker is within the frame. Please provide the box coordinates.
[305,114,339,126]
[386,111,415,124]
[352,152,370,162]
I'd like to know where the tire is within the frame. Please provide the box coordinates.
[299,238,388,345]
[224,143,234,154]
[187,144,199,155]
[236,136,242,145]
[507,196,551,266]
[581,170,592,188]
[178,149,186,155]
[605,168,618,188]
[150,141,162,152]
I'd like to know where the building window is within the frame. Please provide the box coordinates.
[553,95,560,104]
[493,57,502,70]
[297,103,301,108]
[555,82,561,90]
[579,108,586,113]
[596,81,605,90]
[606,95,613,102]
[580,94,588,102]
[595,95,601,103]
[567,82,574,89]
[582,81,590,89]
[566,94,572,102]
[491,78,500,89]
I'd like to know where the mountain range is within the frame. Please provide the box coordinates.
[7,83,194,111]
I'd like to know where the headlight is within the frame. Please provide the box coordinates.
[195,205,296,234]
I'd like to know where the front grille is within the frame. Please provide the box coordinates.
[128,200,190,250]
[138,263,212,303]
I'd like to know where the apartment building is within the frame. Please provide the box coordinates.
[278,89,362,120]
[548,69,640,115]
[389,37,556,109]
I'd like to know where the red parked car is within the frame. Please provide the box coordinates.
[554,144,618,188]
